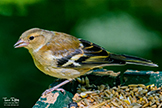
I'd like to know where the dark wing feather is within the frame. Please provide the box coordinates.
[77,39,125,65]
[56,39,125,68]
[57,49,82,67]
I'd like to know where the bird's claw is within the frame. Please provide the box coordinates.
[55,88,65,94]
[42,88,65,96]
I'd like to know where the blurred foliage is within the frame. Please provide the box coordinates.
[0,0,45,16]
[0,0,162,107]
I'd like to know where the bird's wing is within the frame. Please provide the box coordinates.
[75,39,126,66]
[56,38,112,68]
[47,33,124,68]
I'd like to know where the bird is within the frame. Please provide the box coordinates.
[14,28,158,95]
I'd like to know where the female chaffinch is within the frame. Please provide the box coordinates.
[14,28,158,95]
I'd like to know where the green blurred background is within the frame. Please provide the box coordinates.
[1,0,162,107]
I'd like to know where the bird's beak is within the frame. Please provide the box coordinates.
[14,39,29,48]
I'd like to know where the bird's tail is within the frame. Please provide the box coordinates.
[109,54,158,67]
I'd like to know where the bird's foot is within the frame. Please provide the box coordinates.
[42,79,73,96]
[42,87,65,96]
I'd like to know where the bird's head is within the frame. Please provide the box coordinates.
[14,28,52,51]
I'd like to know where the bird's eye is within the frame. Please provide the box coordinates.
[29,36,34,40]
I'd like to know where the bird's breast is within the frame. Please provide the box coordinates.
[30,50,81,79]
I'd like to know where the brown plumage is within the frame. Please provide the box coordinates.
[14,28,158,95]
